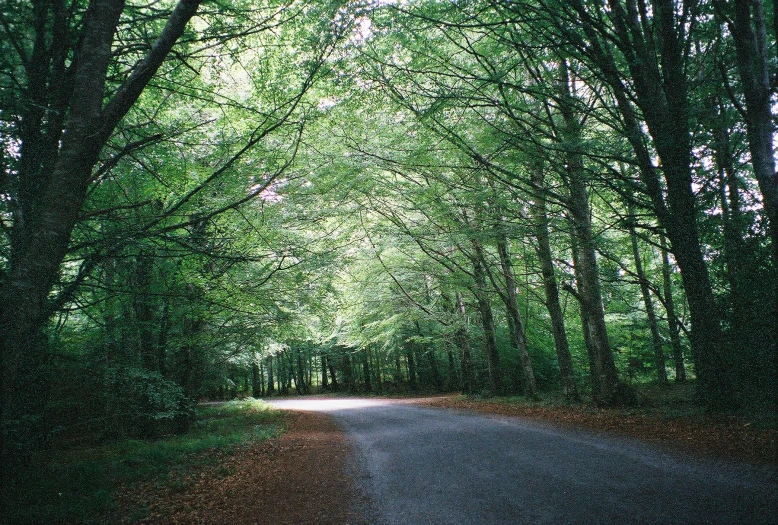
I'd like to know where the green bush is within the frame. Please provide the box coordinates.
[104,367,195,439]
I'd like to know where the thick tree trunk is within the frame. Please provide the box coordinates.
[295,349,307,394]
[0,0,203,492]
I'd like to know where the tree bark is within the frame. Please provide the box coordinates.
[530,167,580,402]
[496,236,538,399]
[266,355,276,396]
[722,0,778,264]
[362,348,372,393]
[660,236,687,382]
[455,291,474,394]
[328,354,339,391]
[628,213,668,385]
[406,345,418,391]
[471,241,503,395]
[558,60,630,405]
[0,0,203,489]
[563,0,732,407]
[321,355,329,391]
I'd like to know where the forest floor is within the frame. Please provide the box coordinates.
[120,385,776,524]
[118,409,368,524]
[414,392,778,467]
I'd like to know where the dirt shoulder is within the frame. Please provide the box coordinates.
[121,393,775,523]
[123,410,366,524]
[412,396,778,466]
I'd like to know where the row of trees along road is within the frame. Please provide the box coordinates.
[1,0,775,503]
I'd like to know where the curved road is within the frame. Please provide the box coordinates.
[269,398,777,524]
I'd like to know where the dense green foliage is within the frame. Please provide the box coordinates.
[1,0,776,508]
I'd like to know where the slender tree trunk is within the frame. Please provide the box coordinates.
[530,167,580,402]
[252,359,262,398]
[447,348,457,391]
[455,291,474,394]
[406,346,418,391]
[660,236,686,382]
[570,237,600,399]
[562,0,731,408]
[266,355,275,396]
[722,0,778,265]
[496,235,538,399]
[628,212,668,385]
[559,61,629,405]
[157,299,170,377]
[362,348,372,393]
[343,353,354,392]
[321,355,329,391]
[259,361,266,396]
[471,242,502,395]
[133,252,158,372]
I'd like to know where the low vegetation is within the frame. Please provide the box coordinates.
[5,400,283,524]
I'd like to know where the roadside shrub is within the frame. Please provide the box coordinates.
[104,367,194,439]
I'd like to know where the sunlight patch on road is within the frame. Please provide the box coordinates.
[267,398,394,412]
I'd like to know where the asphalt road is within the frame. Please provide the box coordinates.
[269,398,777,524]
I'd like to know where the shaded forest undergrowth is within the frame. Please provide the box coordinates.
[7,383,776,524]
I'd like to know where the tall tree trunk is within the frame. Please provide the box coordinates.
[567,170,626,405]
[321,355,329,391]
[447,348,457,391]
[133,252,158,372]
[406,345,418,391]
[455,291,474,394]
[471,242,503,395]
[721,0,778,265]
[252,358,262,398]
[295,348,307,394]
[496,235,538,399]
[362,347,372,393]
[570,235,601,399]
[628,211,668,386]
[343,353,354,392]
[562,0,731,408]
[328,354,339,391]
[530,167,580,402]
[0,0,204,490]
[660,236,686,382]
[559,60,630,405]
[266,355,275,396]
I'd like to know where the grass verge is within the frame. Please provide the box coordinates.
[5,399,284,524]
